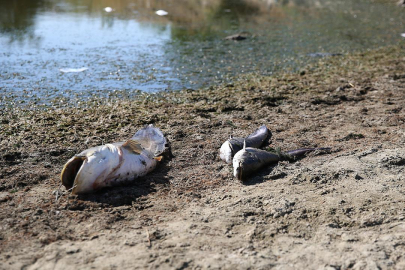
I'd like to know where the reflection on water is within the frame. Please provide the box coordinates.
[0,0,404,108]
[0,0,46,45]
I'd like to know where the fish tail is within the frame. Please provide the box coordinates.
[131,124,168,157]
[285,147,331,160]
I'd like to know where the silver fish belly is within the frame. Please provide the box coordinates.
[61,125,166,195]
[219,125,272,163]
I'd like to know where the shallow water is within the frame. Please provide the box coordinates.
[0,0,404,108]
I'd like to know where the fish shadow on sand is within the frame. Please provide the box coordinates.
[75,161,171,207]
[241,165,284,186]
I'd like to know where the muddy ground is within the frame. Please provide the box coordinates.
[1,45,405,269]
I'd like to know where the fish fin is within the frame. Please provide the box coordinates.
[132,125,167,156]
[122,139,144,155]
[243,140,246,150]
[154,156,163,161]
[227,140,234,152]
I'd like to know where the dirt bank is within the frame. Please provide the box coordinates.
[1,45,405,269]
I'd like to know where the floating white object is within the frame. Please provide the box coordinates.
[59,67,88,73]
[156,10,168,16]
[401,33,405,38]
[104,7,113,13]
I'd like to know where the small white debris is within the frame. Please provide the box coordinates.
[155,10,168,16]
[59,67,88,73]
[104,7,113,13]
[401,33,405,38]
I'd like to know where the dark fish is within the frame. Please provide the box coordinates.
[219,125,272,163]
[233,146,331,181]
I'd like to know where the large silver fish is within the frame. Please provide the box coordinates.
[61,125,167,195]
[219,125,272,164]
[233,144,330,181]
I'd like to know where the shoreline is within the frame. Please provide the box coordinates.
[2,44,404,156]
[0,43,401,113]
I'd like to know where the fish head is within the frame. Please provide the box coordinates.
[61,144,121,194]
[233,149,248,181]
[219,140,233,164]
[232,148,260,181]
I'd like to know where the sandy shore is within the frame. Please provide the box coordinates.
[1,45,405,269]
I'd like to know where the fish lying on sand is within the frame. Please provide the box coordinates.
[233,144,330,181]
[61,125,167,195]
[220,125,272,164]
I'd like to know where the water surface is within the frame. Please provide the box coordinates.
[0,0,404,108]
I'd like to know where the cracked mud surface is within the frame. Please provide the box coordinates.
[1,45,405,269]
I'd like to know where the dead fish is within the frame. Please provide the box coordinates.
[233,145,330,181]
[61,125,167,195]
[220,125,272,164]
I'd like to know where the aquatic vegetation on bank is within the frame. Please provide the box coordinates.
[1,45,403,164]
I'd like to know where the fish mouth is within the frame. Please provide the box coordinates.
[235,162,243,181]
[60,156,86,190]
